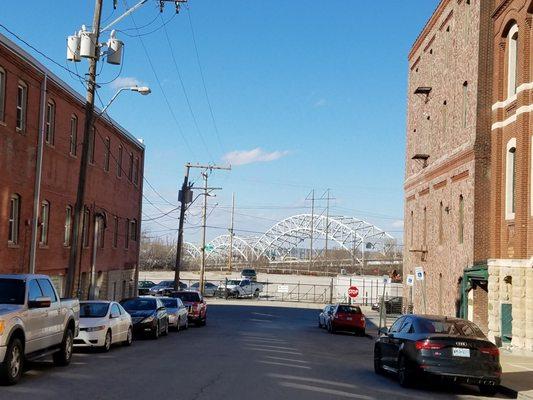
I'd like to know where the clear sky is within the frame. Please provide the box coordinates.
[1,0,439,246]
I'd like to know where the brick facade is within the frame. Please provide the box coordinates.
[404,0,493,321]
[0,33,144,301]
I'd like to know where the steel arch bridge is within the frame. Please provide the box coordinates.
[190,213,395,263]
[183,242,201,260]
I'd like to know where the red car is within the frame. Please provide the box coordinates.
[171,291,207,326]
[327,304,365,336]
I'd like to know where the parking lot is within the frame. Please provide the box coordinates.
[0,304,510,400]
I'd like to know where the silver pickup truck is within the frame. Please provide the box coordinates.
[0,274,80,385]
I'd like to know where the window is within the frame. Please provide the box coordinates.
[88,127,95,164]
[0,67,5,122]
[82,207,90,247]
[125,219,130,249]
[113,216,119,248]
[110,304,121,318]
[130,219,137,241]
[462,82,468,128]
[45,101,55,145]
[422,207,427,247]
[104,137,110,172]
[97,216,105,249]
[64,205,73,247]
[8,194,20,245]
[70,115,78,156]
[117,146,123,177]
[390,317,405,333]
[506,139,517,219]
[128,152,133,181]
[133,157,139,185]
[16,82,27,132]
[37,279,58,302]
[28,280,43,302]
[438,202,444,245]
[40,200,50,246]
[458,195,464,244]
[508,24,519,98]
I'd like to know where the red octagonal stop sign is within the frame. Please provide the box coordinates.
[348,286,359,298]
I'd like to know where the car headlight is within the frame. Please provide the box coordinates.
[86,325,106,332]
[0,320,4,335]
[143,316,155,323]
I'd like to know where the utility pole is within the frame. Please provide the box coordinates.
[227,193,235,273]
[173,163,193,291]
[65,0,104,297]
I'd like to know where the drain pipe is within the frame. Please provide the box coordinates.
[29,73,48,274]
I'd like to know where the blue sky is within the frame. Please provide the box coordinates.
[1,0,439,245]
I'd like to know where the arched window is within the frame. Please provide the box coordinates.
[507,24,519,97]
[16,81,27,132]
[64,205,73,247]
[8,194,21,245]
[506,138,517,219]
[40,200,50,246]
[70,115,78,156]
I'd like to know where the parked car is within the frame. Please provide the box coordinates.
[217,279,263,298]
[171,291,207,326]
[327,304,366,336]
[0,274,80,385]
[160,297,188,331]
[75,301,133,351]
[189,282,218,297]
[149,280,187,296]
[119,297,169,339]
[372,296,403,315]
[318,304,335,329]
[373,315,501,395]
[240,268,257,281]
[138,280,156,295]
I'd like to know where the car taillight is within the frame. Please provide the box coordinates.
[480,347,499,357]
[415,340,445,350]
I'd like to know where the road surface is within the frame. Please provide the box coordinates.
[0,305,509,400]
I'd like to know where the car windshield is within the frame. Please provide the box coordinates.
[155,281,173,288]
[418,319,485,337]
[0,279,25,305]
[161,298,177,308]
[337,305,362,314]
[174,292,201,303]
[242,270,255,275]
[227,280,241,285]
[80,302,110,318]
[121,298,156,311]
[139,281,155,288]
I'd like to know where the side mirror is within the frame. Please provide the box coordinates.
[110,313,119,319]
[29,296,51,309]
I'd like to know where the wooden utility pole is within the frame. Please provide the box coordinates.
[173,163,193,291]
[65,0,103,297]
[227,193,235,273]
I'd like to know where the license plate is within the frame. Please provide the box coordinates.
[452,348,470,358]
[347,317,352,321]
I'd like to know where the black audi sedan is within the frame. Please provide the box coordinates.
[374,315,501,395]
[120,297,169,339]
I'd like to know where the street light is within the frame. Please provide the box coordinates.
[100,85,151,115]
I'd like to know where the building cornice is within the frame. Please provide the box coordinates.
[409,0,452,60]
[491,0,514,19]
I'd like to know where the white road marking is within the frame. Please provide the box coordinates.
[508,363,533,371]
[249,318,273,323]
[264,356,309,364]
[245,347,302,355]
[258,360,311,369]
[243,343,295,351]
[279,382,374,399]
[267,373,358,389]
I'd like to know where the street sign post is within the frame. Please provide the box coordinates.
[348,286,359,299]
[406,275,415,286]
[414,266,427,313]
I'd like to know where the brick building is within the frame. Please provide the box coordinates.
[0,33,144,300]
[488,0,533,350]
[403,0,493,332]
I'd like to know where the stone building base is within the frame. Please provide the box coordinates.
[488,259,533,351]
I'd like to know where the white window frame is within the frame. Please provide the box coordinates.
[16,81,27,132]
[40,200,50,246]
[45,100,55,145]
[8,194,20,245]
[508,24,519,98]
[506,138,517,220]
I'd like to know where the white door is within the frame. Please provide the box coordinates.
[109,303,123,342]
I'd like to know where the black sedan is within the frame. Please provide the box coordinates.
[138,280,156,295]
[372,296,403,314]
[374,315,501,395]
[120,297,169,339]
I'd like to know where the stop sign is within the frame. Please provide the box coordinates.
[348,286,359,298]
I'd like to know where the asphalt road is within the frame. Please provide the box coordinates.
[0,305,510,400]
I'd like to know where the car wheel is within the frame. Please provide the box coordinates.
[53,328,74,366]
[398,356,413,388]
[373,346,383,375]
[101,330,111,353]
[152,323,160,340]
[0,337,24,385]
[479,385,497,397]
[124,327,133,346]
[254,289,260,298]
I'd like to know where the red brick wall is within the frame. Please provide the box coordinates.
[0,41,144,283]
